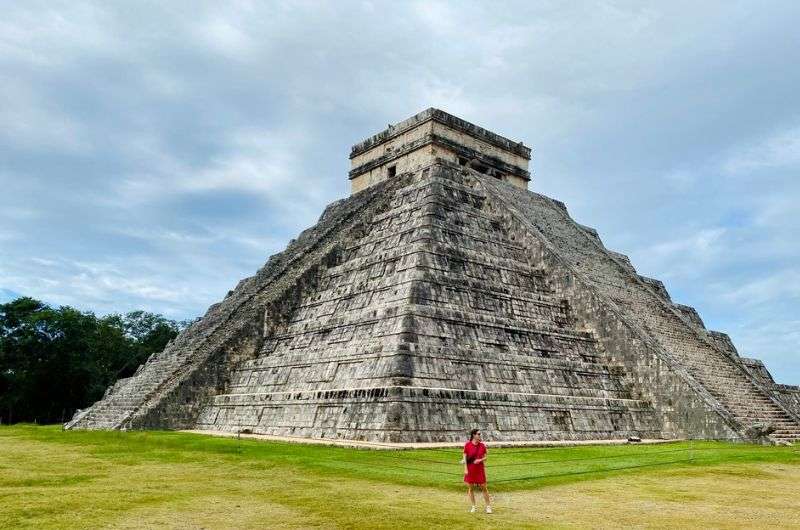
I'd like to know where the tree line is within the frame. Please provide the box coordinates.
[0,297,191,425]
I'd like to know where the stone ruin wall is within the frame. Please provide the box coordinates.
[67,158,799,444]
[192,165,663,442]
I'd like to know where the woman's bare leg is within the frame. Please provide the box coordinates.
[480,483,491,506]
[467,484,476,506]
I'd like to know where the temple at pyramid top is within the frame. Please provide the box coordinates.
[349,108,531,194]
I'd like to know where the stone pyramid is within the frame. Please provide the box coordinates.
[67,108,800,444]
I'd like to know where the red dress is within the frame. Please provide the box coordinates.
[463,441,487,484]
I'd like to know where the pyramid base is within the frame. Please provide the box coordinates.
[194,386,663,443]
[184,429,675,449]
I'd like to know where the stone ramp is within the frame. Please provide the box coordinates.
[741,357,800,421]
[65,350,189,429]
[478,173,800,444]
[66,180,396,430]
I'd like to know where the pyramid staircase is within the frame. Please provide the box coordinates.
[481,172,800,444]
[66,180,395,430]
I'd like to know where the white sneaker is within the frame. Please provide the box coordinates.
[485,506,493,514]
[469,506,477,513]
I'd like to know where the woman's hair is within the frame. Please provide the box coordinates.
[469,428,480,440]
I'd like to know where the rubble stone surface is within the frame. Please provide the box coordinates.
[67,110,800,444]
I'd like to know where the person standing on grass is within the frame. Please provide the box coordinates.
[462,428,492,514]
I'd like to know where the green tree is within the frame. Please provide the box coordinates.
[0,298,184,425]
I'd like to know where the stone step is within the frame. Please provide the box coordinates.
[486,180,800,438]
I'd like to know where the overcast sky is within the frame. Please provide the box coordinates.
[1,1,798,382]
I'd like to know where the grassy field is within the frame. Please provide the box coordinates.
[1,426,799,529]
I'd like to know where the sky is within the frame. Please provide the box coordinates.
[1,1,798,382]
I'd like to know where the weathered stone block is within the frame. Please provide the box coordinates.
[67,110,800,445]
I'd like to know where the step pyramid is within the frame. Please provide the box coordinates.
[67,108,800,444]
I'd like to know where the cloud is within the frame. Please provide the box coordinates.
[718,269,800,308]
[1,0,799,382]
[662,169,697,192]
[628,228,727,282]
[193,16,255,59]
[115,127,310,200]
[0,288,22,304]
[0,256,218,319]
[0,79,91,153]
[721,316,800,386]
[723,125,800,175]
[651,228,726,259]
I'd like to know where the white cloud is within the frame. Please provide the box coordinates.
[0,229,19,242]
[718,269,800,307]
[0,79,91,153]
[29,257,58,267]
[0,3,116,67]
[662,169,697,192]
[723,125,800,174]
[0,256,218,318]
[187,128,304,194]
[1,0,799,381]
[725,318,800,384]
[109,125,328,228]
[192,15,256,59]
[654,227,726,255]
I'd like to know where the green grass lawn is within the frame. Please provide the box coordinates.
[1,425,799,529]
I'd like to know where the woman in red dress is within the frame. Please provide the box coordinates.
[462,428,492,513]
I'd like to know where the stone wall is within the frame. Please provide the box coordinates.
[350,108,530,194]
[69,159,799,444]
[194,163,662,442]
